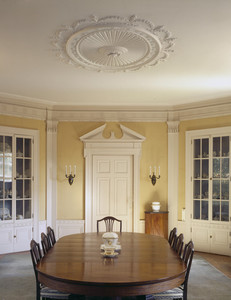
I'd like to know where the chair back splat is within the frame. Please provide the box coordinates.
[97,216,122,233]
[174,233,184,257]
[168,227,177,248]
[47,226,56,246]
[41,232,52,255]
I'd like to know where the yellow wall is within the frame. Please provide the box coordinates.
[3,113,230,223]
[57,122,168,220]
[0,115,46,220]
[178,114,231,219]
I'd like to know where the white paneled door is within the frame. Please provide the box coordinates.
[93,155,133,232]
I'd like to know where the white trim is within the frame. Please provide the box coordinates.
[80,124,145,233]
[46,121,58,230]
[0,97,231,122]
[167,121,179,233]
[56,220,85,239]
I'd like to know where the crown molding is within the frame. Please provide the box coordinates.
[0,95,231,122]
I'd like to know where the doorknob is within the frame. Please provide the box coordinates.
[210,235,212,238]
[13,235,16,238]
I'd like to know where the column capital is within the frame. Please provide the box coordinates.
[47,120,58,134]
[167,121,179,133]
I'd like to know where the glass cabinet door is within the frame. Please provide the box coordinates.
[193,138,209,220]
[16,137,32,220]
[212,136,229,221]
[0,135,13,221]
[0,134,33,222]
[193,135,230,223]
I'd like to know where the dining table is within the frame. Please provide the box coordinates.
[36,232,187,298]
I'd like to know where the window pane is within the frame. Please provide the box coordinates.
[213,137,220,157]
[16,159,23,178]
[194,200,200,219]
[212,180,220,200]
[16,180,23,199]
[221,158,229,178]
[202,180,208,199]
[25,139,31,158]
[202,138,209,158]
[4,181,12,199]
[5,200,12,220]
[4,156,12,178]
[194,180,200,199]
[194,139,200,158]
[0,157,3,177]
[5,136,12,154]
[202,201,208,220]
[16,138,23,157]
[16,200,23,218]
[213,158,220,178]
[0,179,3,199]
[202,160,209,178]
[194,160,200,178]
[24,180,31,198]
[221,202,229,221]
[24,159,31,178]
[0,200,3,220]
[24,200,31,219]
[0,136,3,154]
[221,180,229,200]
[222,136,229,157]
[212,201,220,221]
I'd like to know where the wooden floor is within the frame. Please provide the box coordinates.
[196,251,231,278]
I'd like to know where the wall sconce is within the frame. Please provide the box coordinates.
[149,166,160,186]
[65,165,76,185]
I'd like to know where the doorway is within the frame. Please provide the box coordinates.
[80,124,145,233]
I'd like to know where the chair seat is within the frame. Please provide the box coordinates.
[41,286,70,299]
[146,287,183,300]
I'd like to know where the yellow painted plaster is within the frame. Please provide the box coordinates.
[57,122,168,220]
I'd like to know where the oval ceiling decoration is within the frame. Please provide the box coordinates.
[52,15,176,72]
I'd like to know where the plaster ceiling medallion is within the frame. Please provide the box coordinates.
[52,15,176,72]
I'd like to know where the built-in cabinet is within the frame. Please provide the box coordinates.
[186,127,231,256]
[0,126,39,254]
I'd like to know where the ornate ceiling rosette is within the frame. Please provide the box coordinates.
[52,15,176,72]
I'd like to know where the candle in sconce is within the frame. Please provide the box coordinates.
[159,166,160,176]
[154,166,156,175]
[74,165,76,175]
[149,166,152,176]
[69,165,71,174]
[65,165,67,176]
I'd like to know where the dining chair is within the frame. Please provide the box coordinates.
[41,232,52,255]
[168,227,177,248]
[147,240,194,300]
[174,233,184,257]
[30,239,71,300]
[47,226,56,246]
[97,216,122,232]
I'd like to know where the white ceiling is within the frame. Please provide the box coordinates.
[1,0,231,108]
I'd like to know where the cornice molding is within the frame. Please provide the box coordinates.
[0,96,231,122]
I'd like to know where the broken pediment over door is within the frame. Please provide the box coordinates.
[80,124,146,233]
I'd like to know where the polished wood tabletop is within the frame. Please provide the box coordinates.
[37,232,186,297]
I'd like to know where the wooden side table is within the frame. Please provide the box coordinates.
[145,211,169,239]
